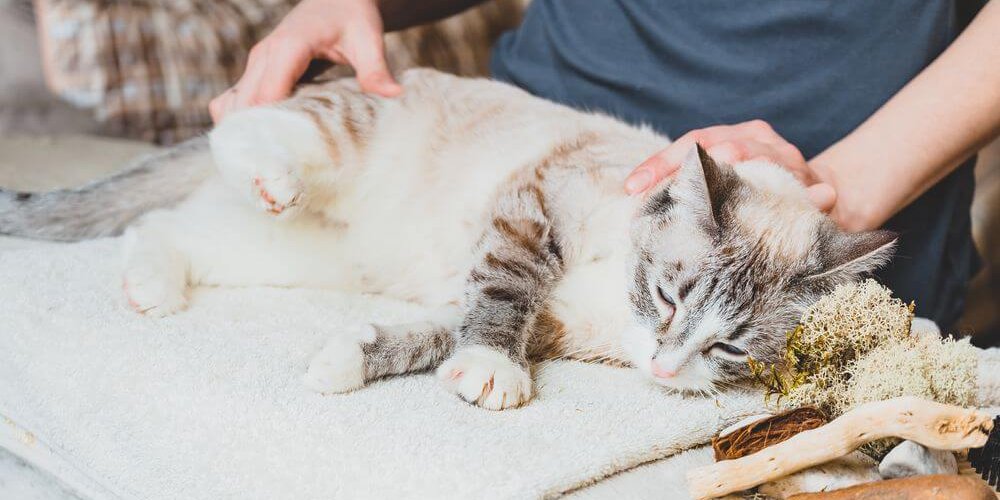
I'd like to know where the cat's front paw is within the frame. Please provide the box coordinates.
[122,269,187,317]
[436,346,533,410]
[303,325,374,394]
[251,175,302,216]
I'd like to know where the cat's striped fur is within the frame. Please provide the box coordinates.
[0,69,895,409]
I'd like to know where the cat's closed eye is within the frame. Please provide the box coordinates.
[654,285,676,322]
[708,342,746,357]
[656,285,675,306]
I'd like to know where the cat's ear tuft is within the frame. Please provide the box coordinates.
[674,144,739,229]
[807,229,897,284]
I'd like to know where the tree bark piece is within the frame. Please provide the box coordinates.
[686,397,994,499]
[786,474,995,499]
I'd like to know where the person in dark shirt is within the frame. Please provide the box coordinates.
[210,0,1000,332]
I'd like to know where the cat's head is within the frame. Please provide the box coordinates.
[623,145,895,393]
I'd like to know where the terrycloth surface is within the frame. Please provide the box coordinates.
[0,238,764,500]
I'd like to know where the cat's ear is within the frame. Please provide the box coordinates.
[673,144,739,229]
[806,229,897,284]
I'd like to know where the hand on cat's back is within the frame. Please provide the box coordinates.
[209,0,402,123]
[625,120,837,213]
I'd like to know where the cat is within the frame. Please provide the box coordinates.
[0,69,895,410]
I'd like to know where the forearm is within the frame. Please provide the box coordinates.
[810,1,1000,232]
[378,0,489,32]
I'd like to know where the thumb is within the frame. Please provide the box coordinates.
[346,34,402,97]
[806,182,837,213]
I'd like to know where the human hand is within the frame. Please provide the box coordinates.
[624,120,837,212]
[209,0,402,123]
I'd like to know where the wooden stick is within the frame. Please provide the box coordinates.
[686,397,994,499]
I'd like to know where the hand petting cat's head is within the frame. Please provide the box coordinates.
[623,145,895,393]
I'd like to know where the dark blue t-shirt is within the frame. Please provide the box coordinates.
[492,0,980,330]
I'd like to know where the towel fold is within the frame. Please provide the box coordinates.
[0,238,764,499]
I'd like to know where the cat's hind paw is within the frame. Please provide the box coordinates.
[303,325,374,394]
[436,346,533,410]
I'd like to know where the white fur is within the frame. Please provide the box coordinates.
[121,223,188,316]
[121,69,824,398]
[302,324,375,394]
[436,346,533,410]
[733,160,821,259]
[651,307,733,392]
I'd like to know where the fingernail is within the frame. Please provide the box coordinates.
[625,170,653,194]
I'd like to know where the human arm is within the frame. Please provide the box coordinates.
[626,1,1000,231]
[209,0,486,122]
[809,0,1000,231]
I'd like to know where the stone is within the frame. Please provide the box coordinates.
[758,451,880,499]
[878,440,958,479]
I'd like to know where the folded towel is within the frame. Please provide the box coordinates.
[0,238,764,499]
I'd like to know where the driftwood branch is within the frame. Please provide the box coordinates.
[686,397,994,499]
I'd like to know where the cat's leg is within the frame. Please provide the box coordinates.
[303,308,461,393]
[208,87,380,217]
[436,184,564,410]
[120,214,189,316]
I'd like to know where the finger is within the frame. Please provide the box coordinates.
[736,119,781,142]
[625,154,672,194]
[209,94,225,123]
[710,140,796,165]
[209,89,236,123]
[623,124,750,195]
[707,141,748,164]
[346,33,401,97]
[623,130,719,194]
[250,38,313,105]
[235,38,310,110]
[231,46,271,111]
[626,142,696,194]
[682,125,743,150]
[222,89,242,118]
[744,154,815,187]
[806,182,837,212]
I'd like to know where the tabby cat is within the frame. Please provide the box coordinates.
[0,69,894,409]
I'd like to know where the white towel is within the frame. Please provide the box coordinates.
[0,238,764,499]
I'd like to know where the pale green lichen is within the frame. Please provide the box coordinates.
[747,279,978,458]
[839,334,977,413]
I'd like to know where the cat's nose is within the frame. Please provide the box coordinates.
[650,360,676,379]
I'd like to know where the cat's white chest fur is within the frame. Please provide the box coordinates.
[544,173,638,363]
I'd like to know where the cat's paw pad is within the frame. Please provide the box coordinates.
[252,175,302,216]
[436,346,532,410]
[303,325,375,394]
[121,275,186,317]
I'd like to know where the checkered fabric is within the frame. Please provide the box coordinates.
[35,0,523,145]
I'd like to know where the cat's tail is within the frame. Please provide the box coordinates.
[0,137,213,242]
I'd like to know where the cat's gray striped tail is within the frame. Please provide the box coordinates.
[0,137,212,242]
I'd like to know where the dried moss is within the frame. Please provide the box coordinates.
[748,280,977,440]
[838,335,977,413]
